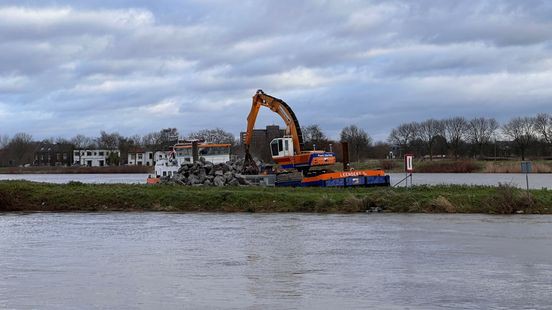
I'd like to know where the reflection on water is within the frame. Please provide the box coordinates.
[1,213,551,309]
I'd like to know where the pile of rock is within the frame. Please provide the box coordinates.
[162,158,251,186]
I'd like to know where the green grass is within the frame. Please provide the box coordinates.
[1,180,551,214]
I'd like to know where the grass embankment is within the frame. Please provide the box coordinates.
[1,181,551,214]
[0,166,154,174]
[333,160,552,173]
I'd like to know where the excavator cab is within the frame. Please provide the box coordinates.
[270,137,294,158]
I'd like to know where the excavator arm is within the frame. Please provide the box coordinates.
[243,89,304,153]
[242,90,305,174]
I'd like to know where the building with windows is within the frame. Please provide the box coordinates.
[73,149,120,167]
[127,148,155,166]
[34,143,74,166]
[240,125,285,162]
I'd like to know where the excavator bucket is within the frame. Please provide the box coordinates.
[242,150,259,175]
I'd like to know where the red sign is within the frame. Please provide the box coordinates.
[405,154,413,172]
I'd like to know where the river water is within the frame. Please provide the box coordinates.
[1,172,551,188]
[1,213,551,309]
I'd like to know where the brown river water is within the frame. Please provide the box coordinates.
[1,213,551,309]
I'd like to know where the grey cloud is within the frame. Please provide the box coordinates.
[1,0,552,141]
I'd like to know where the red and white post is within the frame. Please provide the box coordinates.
[404,154,413,188]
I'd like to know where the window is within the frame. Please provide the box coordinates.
[87,151,92,156]
[284,140,289,151]
[57,153,62,161]
[99,151,104,156]
[94,152,97,156]
[271,140,279,157]
[74,151,79,156]
[138,154,143,160]
[63,153,67,160]
[278,139,283,153]
[149,153,153,159]
[99,160,104,167]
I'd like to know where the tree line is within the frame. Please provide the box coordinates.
[0,128,237,166]
[388,113,552,160]
[1,112,551,166]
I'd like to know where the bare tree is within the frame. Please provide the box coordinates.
[142,132,163,150]
[129,135,143,147]
[160,128,179,146]
[416,119,444,160]
[468,117,499,158]
[0,135,10,149]
[55,137,71,144]
[534,113,552,144]
[502,116,537,160]
[443,117,469,159]
[388,122,417,157]
[340,125,372,162]
[188,128,236,145]
[6,133,34,165]
[71,134,95,149]
[97,131,121,149]
[303,124,329,150]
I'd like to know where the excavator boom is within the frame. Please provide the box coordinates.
[242,90,336,174]
[239,90,389,187]
[243,90,304,153]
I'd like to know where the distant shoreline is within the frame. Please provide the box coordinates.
[1,181,550,214]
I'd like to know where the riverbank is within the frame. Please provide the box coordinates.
[1,181,550,214]
[0,166,154,174]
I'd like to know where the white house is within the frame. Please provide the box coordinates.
[172,143,231,165]
[155,151,168,161]
[73,149,120,167]
[127,148,155,166]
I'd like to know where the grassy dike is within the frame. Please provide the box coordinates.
[1,180,551,214]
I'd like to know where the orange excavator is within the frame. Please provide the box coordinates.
[242,90,336,175]
[242,90,390,187]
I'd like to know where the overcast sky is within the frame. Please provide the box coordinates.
[1,0,552,141]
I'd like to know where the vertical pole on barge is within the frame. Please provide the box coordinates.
[342,142,350,172]
[192,141,199,163]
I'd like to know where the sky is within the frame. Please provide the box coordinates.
[1,0,552,141]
